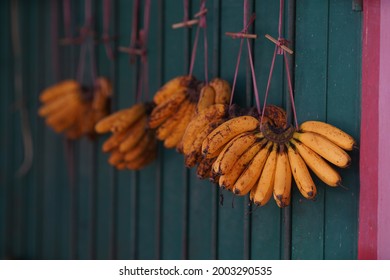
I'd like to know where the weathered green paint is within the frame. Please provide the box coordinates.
[0,0,361,260]
[324,0,360,260]
[136,0,162,260]
[292,0,328,260]
[251,0,284,260]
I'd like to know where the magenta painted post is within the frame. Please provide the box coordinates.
[377,0,390,260]
[358,0,380,260]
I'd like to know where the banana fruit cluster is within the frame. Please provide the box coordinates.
[149,76,231,150]
[38,78,112,139]
[287,121,355,198]
[201,110,356,207]
[180,78,232,167]
[95,102,157,170]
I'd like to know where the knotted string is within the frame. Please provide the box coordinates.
[102,0,114,60]
[136,0,151,101]
[76,0,98,86]
[188,0,208,83]
[229,0,261,115]
[183,0,189,22]
[261,0,298,129]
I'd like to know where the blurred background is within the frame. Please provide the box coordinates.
[0,0,361,259]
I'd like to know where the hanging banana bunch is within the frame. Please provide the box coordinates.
[149,76,231,150]
[201,112,356,208]
[149,75,201,149]
[38,77,112,139]
[180,78,232,167]
[95,102,157,170]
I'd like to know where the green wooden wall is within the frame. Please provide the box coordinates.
[0,0,361,260]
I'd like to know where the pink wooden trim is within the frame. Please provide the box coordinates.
[359,0,390,260]
[377,1,390,260]
[358,0,380,260]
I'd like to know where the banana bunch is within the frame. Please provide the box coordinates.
[181,78,232,169]
[286,120,355,199]
[201,106,356,208]
[149,76,231,150]
[38,77,112,139]
[95,102,157,170]
[195,105,286,183]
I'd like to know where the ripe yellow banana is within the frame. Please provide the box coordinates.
[119,116,147,152]
[213,132,259,175]
[273,145,292,208]
[233,140,273,196]
[287,143,317,199]
[293,131,351,168]
[95,103,145,134]
[219,139,266,190]
[156,100,190,140]
[102,129,129,152]
[38,92,80,117]
[110,104,146,133]
[181,104,227,154]
[290,138,341,187]
[184,118,225,167]
[44,101,80,132]
[299,120,356,151]
[126,147,157,170]
[148,93,187,129]
[39,80,81,103]
[197,85,216,113]
[164,103,196,149]
[202,115,259,158]
[124,132,155,162]
[209,78,231,105]
[108,149,124,165]
[252,143,277,206]
[153,75,194,105]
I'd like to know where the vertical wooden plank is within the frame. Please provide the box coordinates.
[217,0,249,260]
[8,0,26,259]
[73,0,94,260]
[41,0,59,258]
[77,138,95,259]
[94,0,115,260]
[0,0,12,260]
[187,0,219,260]
[291,0,329,259]
[115,0,137,260]
[136,0,162,260]
[24,0,42,259]
[56,0,75,260]
[377,1,390,260]
[324,0,361,260]
[358,0,380,260]
[160,0,189,260]
[250,0,283,260]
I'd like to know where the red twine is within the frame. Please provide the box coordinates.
[261,0,298,129]
[228,0,261,115]
[120,0,151,102]
[76,0,98,84]
[102,0,114,60]
[188,0,208,83]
